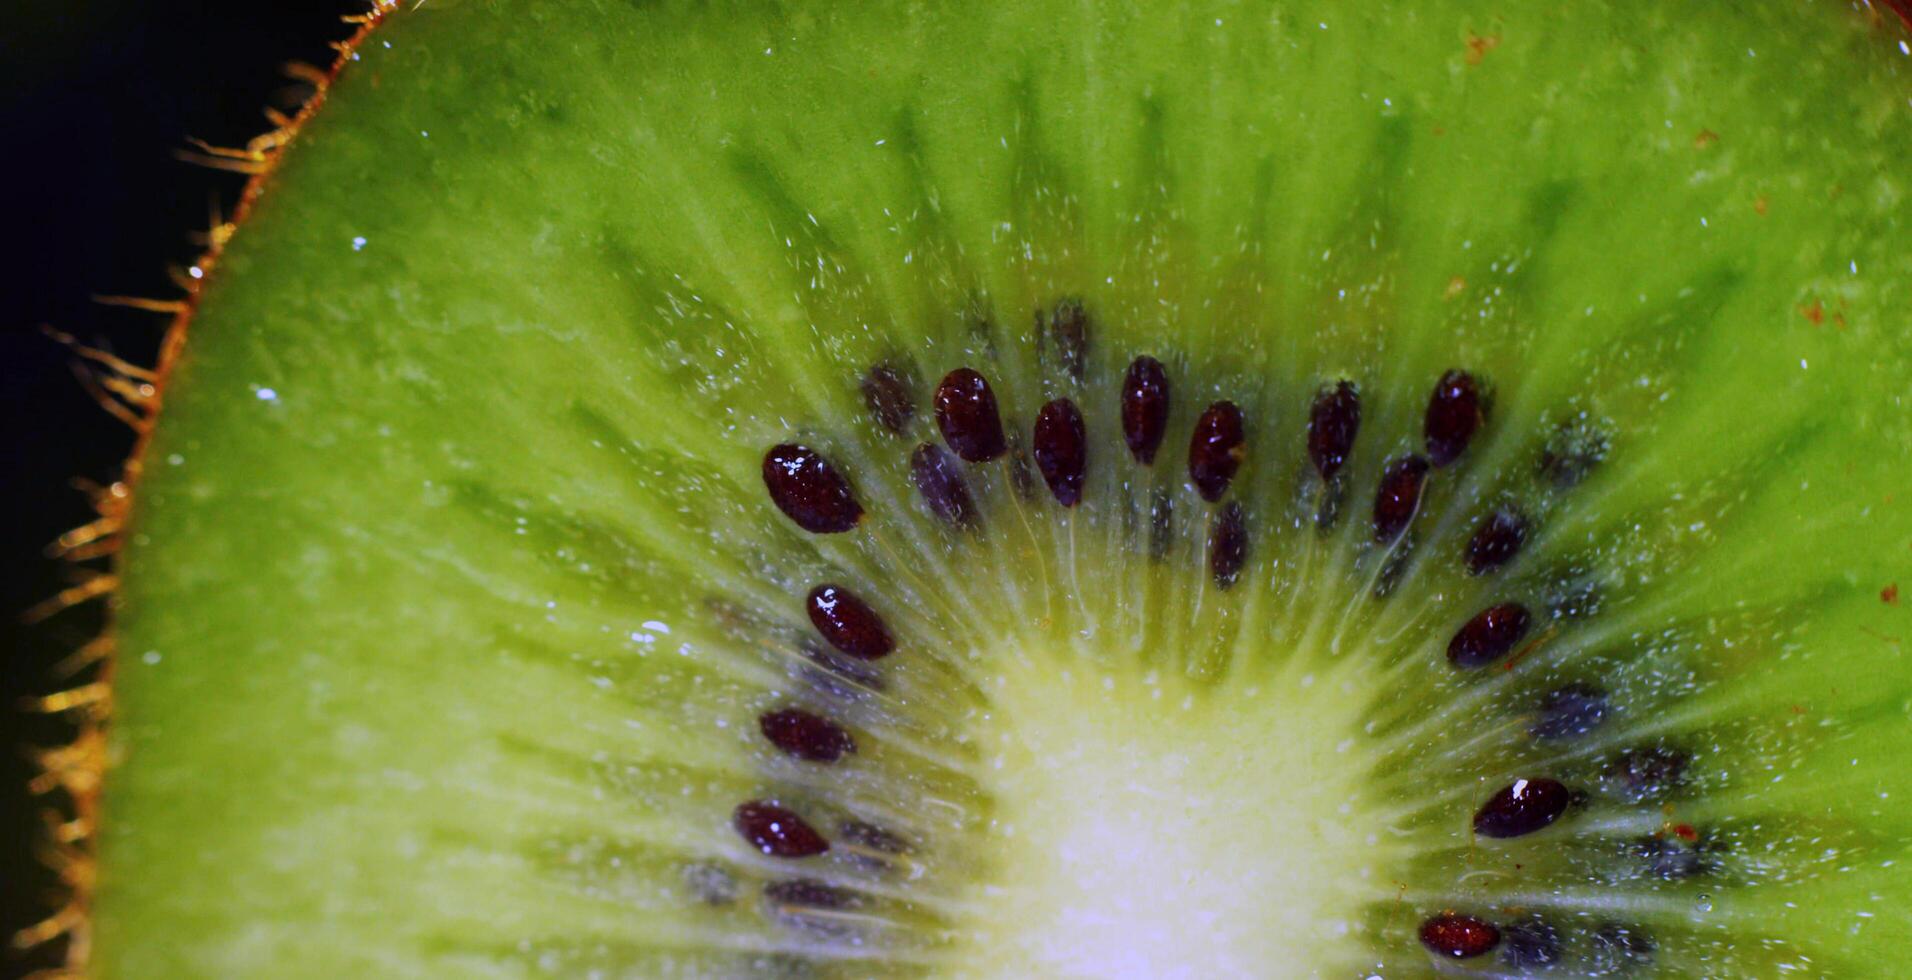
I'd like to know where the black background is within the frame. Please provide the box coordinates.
[2,2,356,973]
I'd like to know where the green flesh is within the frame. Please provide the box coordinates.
[99,1,1912,976]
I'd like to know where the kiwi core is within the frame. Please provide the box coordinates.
[977,664,1374,977]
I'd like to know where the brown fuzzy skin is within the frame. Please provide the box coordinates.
[14,6,400,975]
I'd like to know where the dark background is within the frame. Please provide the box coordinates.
[2,2,356,973]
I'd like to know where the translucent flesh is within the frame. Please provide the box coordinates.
[99,1,1912,976]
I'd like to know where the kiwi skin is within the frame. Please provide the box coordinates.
[46,0,1912,977]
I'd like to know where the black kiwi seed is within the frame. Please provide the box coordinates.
[1539,415,1609,489]
[1465,506,1530,575]
[1600,746,1691,803]
[1120,355,1171,464]
[1306,379,1361,482]
[1473,777,1573,839]
[1372,454,1430,542]
[1530,682,1609,739]
[1047,298,1089,380]
[934,367,1007,462]
[733,800,831,858]
[757,707,857,763]
[762,444,864,534]
[1418,912,1500,959]
[1424,368,1484,466]
[1032,398,1088,507]
[1500,915,1563,969]
[910,442,978,527]
[1208,501,1248,590]
[1188,400,1246,502]
[805,584,895,660]
[1446,602,1533,669]
[1590,922,1657,973]
[860,363,917,434]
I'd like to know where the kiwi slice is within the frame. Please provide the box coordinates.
[71,0,1912,976]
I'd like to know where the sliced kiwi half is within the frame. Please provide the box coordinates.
[73,0,1912,976]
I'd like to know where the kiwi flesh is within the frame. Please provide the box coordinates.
[74,0,1912,976]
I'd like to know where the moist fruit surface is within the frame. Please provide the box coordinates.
[91,0,1912,976]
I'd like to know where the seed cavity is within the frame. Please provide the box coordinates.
[805,584,895,660]
[1120,356,1171,465]
[1419,912,1500,959]
[911,442,977,527]
[1473,777,1573,839]
[1372,454,1430,542]
[839,819,912,871]
[1046,298,1089,380]
[1188,400,1246,502]
[1500,916,1562,969]
[1465,506,1530,575]
[1633,832,1710,880]
[1447,602,1532,669]
[1530,682,1609,739]
[734,800,831,858]
[763,878,863,938]
[1424,369,1484,466]
[1600,746,1690,803]
[758,707,857,763]
[1306,380,1361,481]
[1147,491,1174,560]
[762,444,863,534]
[1032,398,1087,507]
[1541,415,1609,489]
[681,861,740,906]
[860,363,917,434]
[934,367,1007,462]
[1591,923,1656,973]
[1208,501,1248,590]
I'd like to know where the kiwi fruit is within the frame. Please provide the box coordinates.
[47,0,1912,976]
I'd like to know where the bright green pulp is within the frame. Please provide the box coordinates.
[100,1,1912,976]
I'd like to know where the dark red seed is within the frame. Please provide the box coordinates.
[1121,356,1171,465]
[758,708,857,763]
[1600,746,1690,803]
[1209,501,1248,590]
[1306,380,1361,481]
[734,800,830,858]
[1465,506,1530,575]
[763,444,863,534]
[1371,454,1430,542]
[805,584,894,661]
[1424,369,1484,466]
[1049,299,1089,380]
[1447,602,1533,668]
[1473,777,1573,838]
[1531,682,1609,739]
[934,367,1007,462]
[910,442,977,527]
[1032,398,1087,507]
[1419,912,1500,959]
[1187,401,1246,502]
[861,363,916,434]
